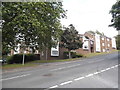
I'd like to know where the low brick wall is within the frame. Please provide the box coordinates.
[75,48,90,55]
[40,47,68,60]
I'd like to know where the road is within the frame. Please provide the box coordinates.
[1,52,119,89]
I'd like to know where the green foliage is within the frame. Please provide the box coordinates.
[6,54,40,64]
[61,24,83,51]
[109,1,120,30]
[2,2,66,54]
[63,51,69,59]
[71,52,76,58]
[96,30,104,36]
[87,30,95,34]
[76,54,83,58]
[63,51,83,59]
[86,30,104,36]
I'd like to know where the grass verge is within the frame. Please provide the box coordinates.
[2,58,82,70]
[85,50,118,58]
[2,63,37,70]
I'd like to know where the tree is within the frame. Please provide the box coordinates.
[86,30,104,36]
[115,35,120,50]
[109,1,120,30]
[2,2,66,56]
[61,24,83,58]
[87,30,95,34]
[96,30,104,36]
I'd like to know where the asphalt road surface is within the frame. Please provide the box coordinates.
[1,52,119,89]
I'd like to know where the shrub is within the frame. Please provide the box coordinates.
[6,54,40,64]
[71,52,76,58]
[76,54,83,58]
[63,51,81,58]
[63,51,69,59]
[6,54,23,64]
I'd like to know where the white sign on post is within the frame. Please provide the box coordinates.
[51,42,59,56]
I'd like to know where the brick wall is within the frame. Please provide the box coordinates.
[100,36,113,52]
[40,47,68,60]
[75,48,90,55]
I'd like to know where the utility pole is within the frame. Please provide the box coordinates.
[22,50,25,65]
[21,45,36,65]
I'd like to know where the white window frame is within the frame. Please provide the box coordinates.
[102,43,105,46]
[103,49,105,52]
[102,37,104,40]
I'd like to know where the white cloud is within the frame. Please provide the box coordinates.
[61,0,118,37]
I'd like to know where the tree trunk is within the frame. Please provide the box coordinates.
[45,48,48,60]
[68,50,71,59]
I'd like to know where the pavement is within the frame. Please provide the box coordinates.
[1,52,119,89]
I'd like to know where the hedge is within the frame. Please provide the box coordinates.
[63,51,83,59]
[6,54,40,64]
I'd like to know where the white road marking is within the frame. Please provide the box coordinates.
[50,58,115,72]
[114,65,118,67]
[50,64,81,71]
[93,72,100,75]
[74,77,85,81]
[105,68,111,71]
[85,73,94,77]
[48,64,119,89]
[66,64,81,68]
[111,66,115,69]
[100,69,106,72]
[54,62,72,66]
[60,81,73,86]
[50,67,66,71]
[1,74,30,81]
[49,85,58,88]
[88,59,105,63]
[52,58,105,72]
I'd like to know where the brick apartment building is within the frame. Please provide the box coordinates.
[75,32,116,55]
[10,31,116,60]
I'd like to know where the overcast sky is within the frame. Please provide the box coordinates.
[60,0,118,38]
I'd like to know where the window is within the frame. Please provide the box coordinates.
[102,43,104,46]
[107,38,109,41]
[52,50,58,56]
[90,41,93,44]
[103,49,105,52]
[108,44,110,47]
[102,37,104,40]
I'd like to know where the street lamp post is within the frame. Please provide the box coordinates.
[22,51,25,65]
